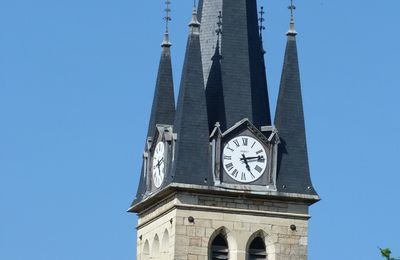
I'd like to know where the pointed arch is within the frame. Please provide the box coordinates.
[246,230,268,260]
[142,240,150,260]
[161,229,170,255]
[151,234,160,258]
[208,227,236,260]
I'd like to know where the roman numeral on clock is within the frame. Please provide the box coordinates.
[256,150,263,155]
[241,172,246,181]
[242,138,248,146]
[231,169,239,178]
[224,155,232,160]
[225,163,234,171]
[233,139,240,147]
[255,165,263,173]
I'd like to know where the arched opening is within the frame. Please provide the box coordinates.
[142,240,150,260]
[161,229,170,257]
[210,233,229,260]
[151,234,160,259]
[247,237,267,260]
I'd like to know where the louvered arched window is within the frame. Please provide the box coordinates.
[210,234,229,260]
[248,237,267,260]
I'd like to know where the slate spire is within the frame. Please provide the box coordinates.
[171,3,211,185]
[146,0,175,138]
[274,2,316,195]
[132,1,175,204]
[198,0,271,131]
[205,11,226,133]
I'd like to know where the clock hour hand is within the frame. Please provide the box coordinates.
[241,154,251,172]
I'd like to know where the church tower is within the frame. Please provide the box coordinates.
[128,1,320,259]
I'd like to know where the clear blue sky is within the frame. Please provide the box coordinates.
[0,0,399,259]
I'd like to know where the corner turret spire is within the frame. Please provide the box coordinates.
[274,1,317,195]
[146,0,175,138]
[131,1,176,205]
[171,4,211,185]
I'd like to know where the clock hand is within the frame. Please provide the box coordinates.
[157,162,161,174]
[241,154,251,172]
[240,155,265,161]
[156,158,164,167]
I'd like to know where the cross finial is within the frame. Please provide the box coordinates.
[162,0,172,47]
[164,0,172,32]
[288,0,296,17]
[216,11,223,36]
[287,0,297,36]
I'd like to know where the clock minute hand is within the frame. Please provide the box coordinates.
[240,155,264,161]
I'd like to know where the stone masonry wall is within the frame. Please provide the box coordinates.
[136,192,310,260]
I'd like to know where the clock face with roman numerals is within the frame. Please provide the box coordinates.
[152,142,165,188]
[222,136,267,183]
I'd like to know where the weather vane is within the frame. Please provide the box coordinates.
[288,0,296,17]
[216,11,223,36]
[164,0,172,31]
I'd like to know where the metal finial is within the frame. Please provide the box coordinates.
[216,11,223,36]
[287,0,297,36]
[164,0,172,31]
[258,6,266,54]
[162,0,172,47]
[288,0,296,16]
[189,0,200,33]
[213,11,223,61]
[259,6,266,36]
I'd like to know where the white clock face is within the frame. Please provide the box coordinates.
[222,136,267,183]
[152,142,165,188]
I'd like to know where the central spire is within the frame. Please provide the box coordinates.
[198,0,272,131]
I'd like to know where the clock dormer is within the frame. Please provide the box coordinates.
[145,125,175,195]
[210,119,279,191]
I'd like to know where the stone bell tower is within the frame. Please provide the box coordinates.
[128,1,320,259]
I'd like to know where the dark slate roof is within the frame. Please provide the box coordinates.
[245,0,271,128]
[197,0,204,22]
[170,13,213,186]
[205,39,226,133]
[199,0,271,131]
[132,38,175,205]
[274,30,317,196]
[146,46,175,138]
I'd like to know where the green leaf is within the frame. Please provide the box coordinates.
[380,248,392,259]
